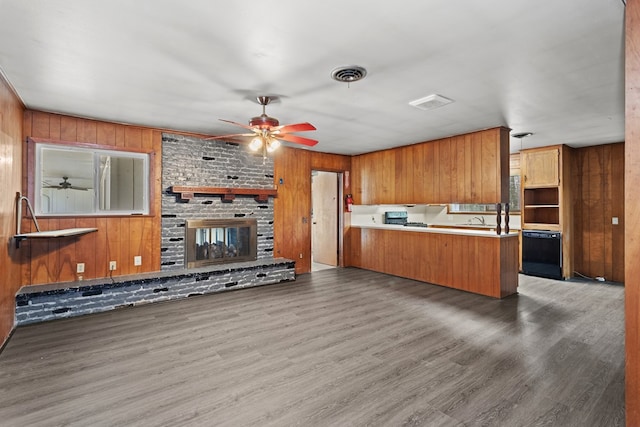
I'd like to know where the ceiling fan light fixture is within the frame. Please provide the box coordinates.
[266,138,281,153]
[210,96,318,149]
[249,137,263,151]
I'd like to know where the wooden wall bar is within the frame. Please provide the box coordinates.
[272,147,351,274]
[0,71,25,346]
[572,143,624,283]
[626,0,640,423]
[21,111,163,285]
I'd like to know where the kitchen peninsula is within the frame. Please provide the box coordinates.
[349,205,519,299]
[347,127,518,298]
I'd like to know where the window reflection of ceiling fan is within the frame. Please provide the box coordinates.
[206,96,318,154]
[44,176,89,191]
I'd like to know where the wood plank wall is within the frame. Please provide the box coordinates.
[572,143,624,283]
[272,147,351,274]
[351,127,509,205]
[626,0,640,424]
[19,111,352,282]
[0,72,25,346]
[21,111,163,285]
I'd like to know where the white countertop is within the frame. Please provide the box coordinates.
[352,224,519,238]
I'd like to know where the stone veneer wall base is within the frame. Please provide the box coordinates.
[15,258,295,326]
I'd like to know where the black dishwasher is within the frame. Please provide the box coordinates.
[522,230,562,280]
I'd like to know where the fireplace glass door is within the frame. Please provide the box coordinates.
[186,219,257,268]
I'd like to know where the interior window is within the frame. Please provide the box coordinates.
[35,143,150,216]
[449,175,521,213]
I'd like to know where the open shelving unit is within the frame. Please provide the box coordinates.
[523,187,559,227]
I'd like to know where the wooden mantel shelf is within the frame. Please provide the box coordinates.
[169,186,278,203]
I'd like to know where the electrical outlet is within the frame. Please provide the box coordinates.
[612,217,619,225]
[134,256,142,266]
[109,261,117,271]
[76,263,85,273]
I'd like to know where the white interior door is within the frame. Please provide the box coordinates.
[312,171,338,266]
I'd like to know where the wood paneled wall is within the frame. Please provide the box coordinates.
[273,147,351,274]
[0,72,25,346]
[572,143,624,283]
[626,0,640,424]
[21,111,163,285]
[18,111,351,282]
[351,127,510,205]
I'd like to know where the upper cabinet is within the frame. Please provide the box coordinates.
[520,145,570,231]
[351,127,510,205]
[521,148,560,188]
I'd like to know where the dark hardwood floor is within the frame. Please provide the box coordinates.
[0,268,624,426]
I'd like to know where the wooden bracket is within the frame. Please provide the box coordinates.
[170,186,277,203]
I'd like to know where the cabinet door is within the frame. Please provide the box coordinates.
[522,149,559,187]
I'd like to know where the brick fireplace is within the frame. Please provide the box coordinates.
[161,133,276,269]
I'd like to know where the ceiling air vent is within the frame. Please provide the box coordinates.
[331,66,367,83]
[409,94,454,110]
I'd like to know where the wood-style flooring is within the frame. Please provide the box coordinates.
[0,268,625,426]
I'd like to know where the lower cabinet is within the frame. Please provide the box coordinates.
[349,227,519,298]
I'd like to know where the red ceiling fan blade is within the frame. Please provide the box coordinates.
[272,122,316,133]
[204,118,260,140]
[277,133,319,147]
[204,132,255,141]
[219,119,255,131]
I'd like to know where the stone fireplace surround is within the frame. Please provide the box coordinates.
[15,133,295,325]
[161,133,278,269]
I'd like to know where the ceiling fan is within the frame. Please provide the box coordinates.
[43,176,89,191]
[207,96,318,156]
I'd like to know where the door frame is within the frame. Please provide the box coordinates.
[311,169,345,268]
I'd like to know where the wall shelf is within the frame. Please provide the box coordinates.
[13,192,98,248]
[14,228,98,248]
[169,186,277,203]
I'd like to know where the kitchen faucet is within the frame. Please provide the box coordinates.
[471,216,485,225]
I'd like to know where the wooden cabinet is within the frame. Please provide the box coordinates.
[520,145,573,278]
[351,127,510,205]
[522,148,560,187]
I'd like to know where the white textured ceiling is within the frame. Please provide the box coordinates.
[0,0,626,155]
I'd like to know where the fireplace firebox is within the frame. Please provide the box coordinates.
[185,219,257,268]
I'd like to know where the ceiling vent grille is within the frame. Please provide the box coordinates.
[331,66,367,83]
[409,94,454,110]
